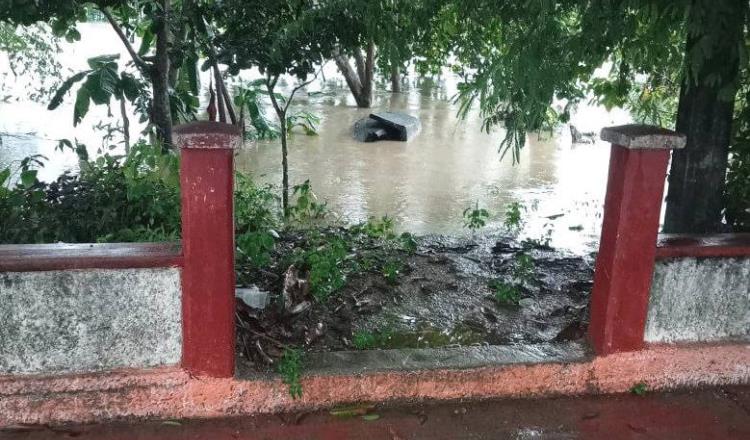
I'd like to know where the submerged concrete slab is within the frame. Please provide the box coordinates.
[0,268,182,375]
[353,112,421,142]
[370,112,421,141]
[645,257,750,343]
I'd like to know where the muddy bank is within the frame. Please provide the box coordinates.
[236,231,594,373]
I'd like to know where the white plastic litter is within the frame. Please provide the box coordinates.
[236,286,271,309]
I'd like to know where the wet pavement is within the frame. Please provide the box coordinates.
[3,386,748,439]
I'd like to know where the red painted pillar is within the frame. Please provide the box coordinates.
[589,125,686,355]
[175,122,241,377]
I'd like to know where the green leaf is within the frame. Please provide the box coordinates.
[20,170,38,189]
[119,73,141,102]
[0,168,10,187]
[137,30,154,56]
[85,66,118,105]
[48,71,90,110]
[86,54,120,70]
[56,139,73,152]
[73,86,91,126]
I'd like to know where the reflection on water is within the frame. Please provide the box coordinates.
[1,23,632,255]
[237,78,629,254]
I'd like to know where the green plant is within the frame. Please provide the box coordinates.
[514,253,535,283]
[503,201,524,231]
[306,238,348,302]
[237,231,276,269]
[352,330,378,350]
[382,258,403,284]
[398,232,418,254]
[278,348,304,399]
[233,79,281,141]
[630,382,648,396]
[463,202,490,231]
[287,180,327,224]
[490,280,521,305]
[356,215,396,240]
[0,141,181,244]
[286,110,320,135]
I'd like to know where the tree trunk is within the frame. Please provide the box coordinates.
[663,0,745,233]
[151,0,173,147]
[213,63,226,123]
[390,64,401,93]
[333,42,375,108]
[267,78,290,214]
[120,98,130,154]
[280,121,289,215]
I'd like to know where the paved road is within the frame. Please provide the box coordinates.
[2,386,749,439]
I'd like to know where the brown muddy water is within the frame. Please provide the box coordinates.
[236,76,629,255]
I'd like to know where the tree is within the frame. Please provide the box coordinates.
[663,0,747,233]
[428,0,748,232]
[0,22,64,102]
[213,0,331,213]
[311,0,441,106]
[47,54,147,152]
[1,0,204,147]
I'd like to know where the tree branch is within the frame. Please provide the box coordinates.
[99,7,150,73]
[283,67,323,114]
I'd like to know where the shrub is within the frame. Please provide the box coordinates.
[0,142,180,244]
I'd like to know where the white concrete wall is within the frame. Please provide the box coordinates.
[645,257,750,343]
[0,268,182,375]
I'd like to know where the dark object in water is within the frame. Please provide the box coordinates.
[354,112,421,142]
[570,125,596,144]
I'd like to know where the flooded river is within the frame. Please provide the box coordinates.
[1,23,633,255]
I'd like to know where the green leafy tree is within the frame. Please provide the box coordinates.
[1,0,207,147]
[213,0,333,213]
[47,54,147,152]
[0,22,64,102]
[425,0,748,233]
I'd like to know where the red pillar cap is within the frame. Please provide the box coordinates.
[600,124,686,150]
[174,122,242,150]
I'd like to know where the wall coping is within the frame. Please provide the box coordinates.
[656,233,750,259]
[0,242,183,272]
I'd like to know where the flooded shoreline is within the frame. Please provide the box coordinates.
[1,23,633,255]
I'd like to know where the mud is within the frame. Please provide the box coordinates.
[236,232,594,373]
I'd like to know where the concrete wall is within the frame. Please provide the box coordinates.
[0,268,182,375]
[645,257,750,343]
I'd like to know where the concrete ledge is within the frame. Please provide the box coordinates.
[0,242,182,272]
[656,233,750,259]
[600,124,686,149]
[0,343,748,427]
[237,343,591,380]
[298,343,591,376]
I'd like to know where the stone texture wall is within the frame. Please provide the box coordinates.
[0,268,182,375]
[645,257,750,343]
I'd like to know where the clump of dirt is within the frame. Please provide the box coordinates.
[235,230,593,373]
